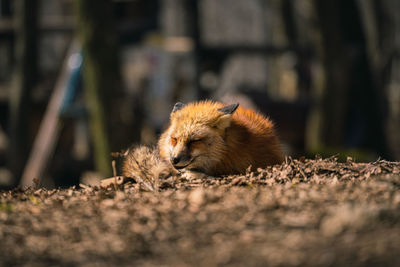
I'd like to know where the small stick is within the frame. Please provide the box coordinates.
[79,183,90,189]
[100,176,125,188]
[112,160,117,177]
[298,167,307,180]
[111,160,118,190]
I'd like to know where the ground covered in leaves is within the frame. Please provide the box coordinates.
[1,157,400,266]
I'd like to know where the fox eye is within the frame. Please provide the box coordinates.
[188,138,202,146]
[170,137,177,146]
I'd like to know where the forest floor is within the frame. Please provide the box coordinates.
[1,157,400,266]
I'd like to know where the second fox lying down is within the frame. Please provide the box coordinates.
[123,100,284,180]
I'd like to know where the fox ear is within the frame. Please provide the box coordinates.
[214,103,239,129]
[218,103,239,115]
[171,102,186,113]
[214,114,232,130]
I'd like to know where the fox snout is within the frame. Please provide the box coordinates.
[170,156,180,165]
[170,153,192,169]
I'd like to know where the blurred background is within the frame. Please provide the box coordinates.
[0,0,399,188]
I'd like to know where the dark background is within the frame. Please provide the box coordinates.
[0,0,399,188]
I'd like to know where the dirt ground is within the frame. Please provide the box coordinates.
[1,157,400,267]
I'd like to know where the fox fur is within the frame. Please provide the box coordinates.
[158,100,283,176]
[122,145,175,184]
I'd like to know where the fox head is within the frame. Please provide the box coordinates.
[159,101,239,173]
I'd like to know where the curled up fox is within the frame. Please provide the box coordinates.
[123,100,283,181]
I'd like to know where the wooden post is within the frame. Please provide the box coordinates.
[20,41,79,187]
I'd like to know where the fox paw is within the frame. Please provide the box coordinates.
[180,171,209,180]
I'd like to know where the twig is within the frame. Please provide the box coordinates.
[100,176,124,188]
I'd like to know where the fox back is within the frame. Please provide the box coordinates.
[158,101,283,176]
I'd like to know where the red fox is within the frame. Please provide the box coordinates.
[123,100,283,182]
[158,100,283,177]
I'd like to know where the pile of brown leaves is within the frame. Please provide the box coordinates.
[1,157,400,266]
[155,156,400,190]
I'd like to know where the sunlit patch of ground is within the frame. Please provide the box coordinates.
[1,157,399,266]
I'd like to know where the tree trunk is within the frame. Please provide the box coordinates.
[74,0,120,177]
[312,0,388,157]
[313,0,352,147]
[9,0,38,184]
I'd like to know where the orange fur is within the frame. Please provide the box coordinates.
[158,100,284,176]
